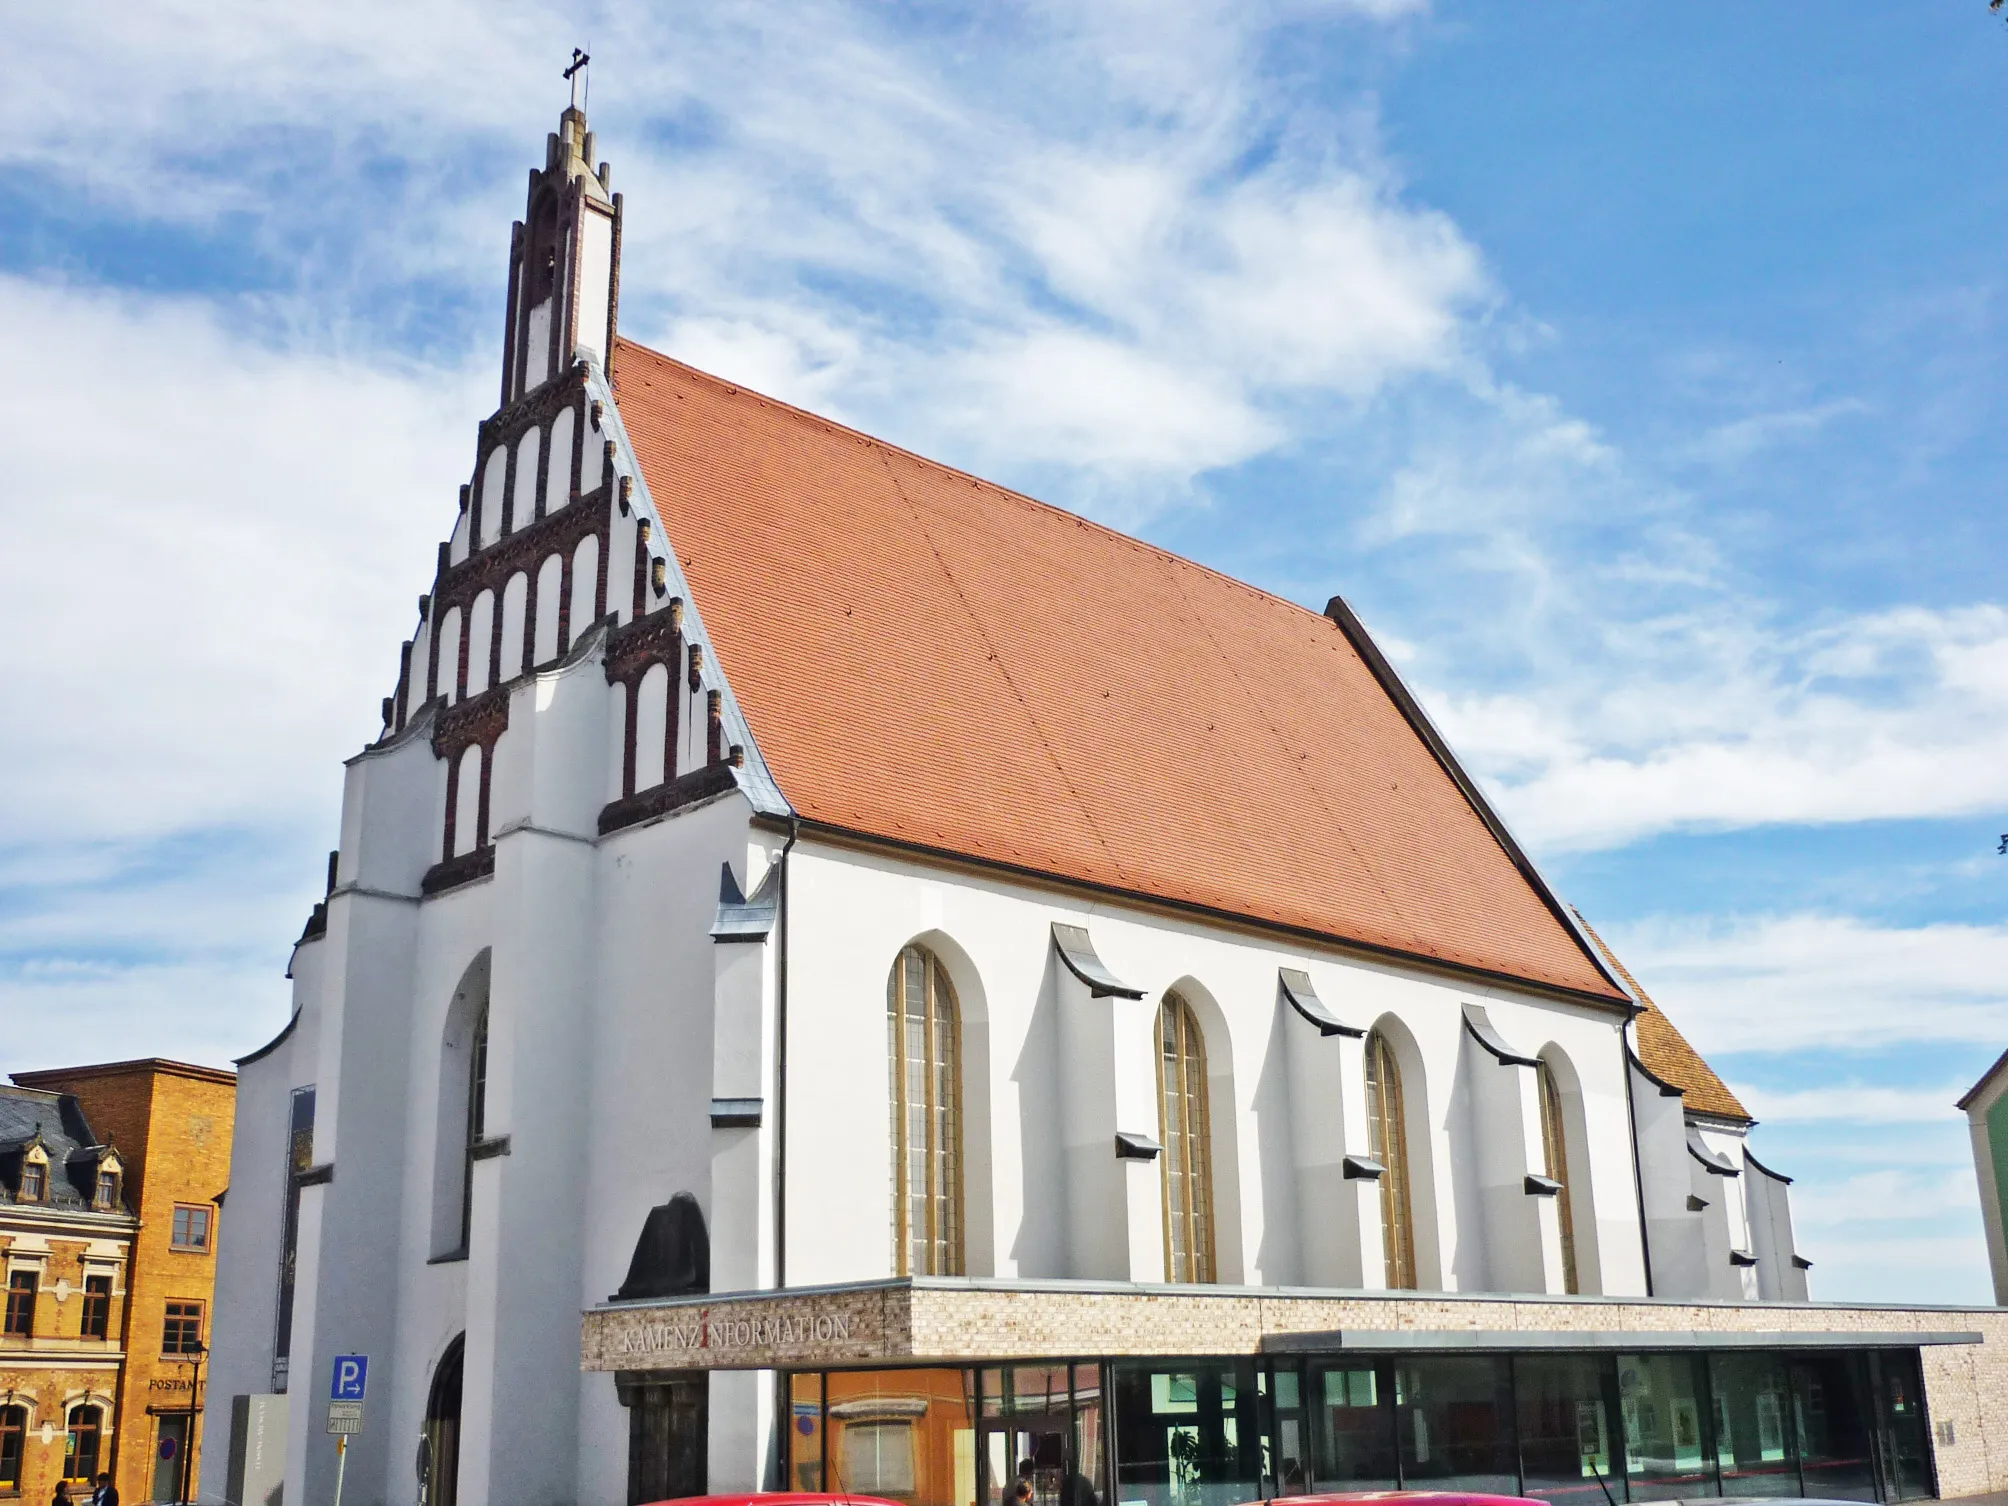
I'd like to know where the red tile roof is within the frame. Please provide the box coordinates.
[614,337,1629,1005]
[1574,916,1751,1123]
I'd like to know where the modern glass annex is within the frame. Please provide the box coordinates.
[780,1347,1934,1506]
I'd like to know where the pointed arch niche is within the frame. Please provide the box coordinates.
[884,932,993,1278]
[430,951,492,1260]
[1155,980,1243,1285]
[1363,1013,1442,1290]
[423,1334,465,1506]
[1537,1044,1601,1294]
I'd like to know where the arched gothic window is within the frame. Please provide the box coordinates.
[1537,1058,1580,1295]
[1364,1030,1417,1290]
[460,1003,490,1253]
[888,947,962,1276]
[1156,992,1215,1284]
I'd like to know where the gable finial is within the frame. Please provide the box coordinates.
[564,47,590,114]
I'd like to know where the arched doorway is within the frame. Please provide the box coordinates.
[421,1335,464,1506]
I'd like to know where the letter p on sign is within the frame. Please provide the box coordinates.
[332,1355,369,1401]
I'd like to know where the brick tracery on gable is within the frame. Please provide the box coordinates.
[320,107,781,909]
[361,356,763,900]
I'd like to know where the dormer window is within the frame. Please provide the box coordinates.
[18,1162,44,1203]
[95,1170,120,1210]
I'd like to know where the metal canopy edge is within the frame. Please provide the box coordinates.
[1260,1329,1983,1354]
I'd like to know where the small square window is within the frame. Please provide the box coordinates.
[171,1205,212,1252]
[162,1300,203,1356]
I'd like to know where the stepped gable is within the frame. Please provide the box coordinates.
[1576,915,1752,1123]
[613,335,1628,1004]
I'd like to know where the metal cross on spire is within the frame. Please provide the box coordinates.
[565,47,590,112]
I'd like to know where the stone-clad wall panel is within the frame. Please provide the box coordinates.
[583,1281,2008,1494]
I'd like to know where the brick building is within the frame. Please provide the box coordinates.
[0,1084,131,1502]
[9,1062,237,1505]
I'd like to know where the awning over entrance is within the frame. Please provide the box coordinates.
[579,1276,1993,1375]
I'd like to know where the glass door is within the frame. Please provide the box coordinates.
[979,1365,1106,1506]
[1866,1352,1933,1503]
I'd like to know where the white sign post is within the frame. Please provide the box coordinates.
[328,1357,369,1506]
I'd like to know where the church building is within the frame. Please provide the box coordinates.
[206,104,2008,1506]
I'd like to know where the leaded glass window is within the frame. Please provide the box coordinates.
[1538,1058,1580,1295]
[888,947,963,1276]
[1156,992,1215,1284]
[1364,1030,1416,1290]
[460,1002,490,1254]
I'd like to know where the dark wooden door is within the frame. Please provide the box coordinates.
[422,1336,465,1506]
[618,1372,708,1505]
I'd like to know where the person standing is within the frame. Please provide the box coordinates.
[50,1478,71,1506]
[91,1472,118,1506]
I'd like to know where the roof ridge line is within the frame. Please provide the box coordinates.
[612,334,1343,627]
[869,446,1134,885]
[1325,594,1629,999]
[1163,559,1419,950]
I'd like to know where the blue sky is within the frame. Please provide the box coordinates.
[3,2,2005,1303]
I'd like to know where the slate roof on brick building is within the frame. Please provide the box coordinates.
[614,337,1632,1006]
[0,1083,123,1212]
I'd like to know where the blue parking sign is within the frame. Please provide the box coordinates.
[332,1355,369,1401]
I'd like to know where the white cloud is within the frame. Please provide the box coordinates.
[939,327,1282,476]
[1783,1161,1992,1304]
[1790,1168,1979,1225]
[0,2,1488,1070]
[1427,596,2008,852]
[1688,397,1871,467]
[1602,911,2008,1053]
[4,0,2006,1141]
[0,832,309,1077]
[1737,1083,1974,1125]
[1,951,292,1079]
[3,2,1483,502]
[0,274,479,844]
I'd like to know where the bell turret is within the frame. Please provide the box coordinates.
[500,102,621,402]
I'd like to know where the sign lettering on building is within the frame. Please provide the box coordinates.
[612,1306,855,1357]
[583,1296,884,1371]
